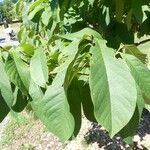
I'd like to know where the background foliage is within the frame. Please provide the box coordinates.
[0,0,17,22]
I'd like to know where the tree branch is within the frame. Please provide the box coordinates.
[135,39,150,46]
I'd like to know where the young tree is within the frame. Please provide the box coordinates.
[0,0,16,22]
[0,0,150,145]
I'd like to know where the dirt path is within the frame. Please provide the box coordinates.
[0,40,18,47]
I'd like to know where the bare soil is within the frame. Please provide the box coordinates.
[1,110,150,150]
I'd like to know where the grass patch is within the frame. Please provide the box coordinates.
[0,110,64,150]
[18,144,35,150]
[0,111,34,149]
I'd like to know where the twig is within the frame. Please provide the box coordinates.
[135,39,150,46]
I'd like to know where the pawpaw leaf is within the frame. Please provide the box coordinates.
[89,39,137,136]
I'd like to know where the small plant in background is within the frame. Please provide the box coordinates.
[0,0,17,23]
[0,112,32,147]
[19,144,35,150]
[0,0,150,146]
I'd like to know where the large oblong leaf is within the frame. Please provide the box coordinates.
[29,40,82,141]
[89,39,137,136]
[0,54,14,107]
[29,73,75,142]
[81,83,96,122]
[39,85,75,142]
[5,55,27,93]
[12,51,31,91]
[30,48,48,87]
[124,54,150,104]
[67,78,82,137]
[119,85,144,144]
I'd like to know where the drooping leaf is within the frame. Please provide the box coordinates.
[30,48,48,87]
[29,40,83,141]
[124,54,150,104]
[12,88,28,112]
[89,39,137,136]
[12,50,31,91]
[132,0,143,24]
[53,39,81,80]
[81,82,96,122]
[5,55,27,94]
[29,79,44,102]
[0,93,10,123]
[32,84,75,142]
[0,53,14,107]
[119,85,144,144]
[123,45,147,64]
[67,77,82,137]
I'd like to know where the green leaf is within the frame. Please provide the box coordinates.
[21,43,34,56]
[67,77,82,137]
[0,93,10,123]
[124,54,150,104]
[28,5,44,22]
[53,39,81,79]
[0,54,14,107]
[12,88,28,112]
[59,0,73,19]
[29,0,47,12]
[30,38,86,141]
[41,7,52,26]
[5,55,27,94]
[30,48,48,87]
[132,0,143,24]
[125,9,132,30]
[33,84,75,142]
[59,28,102,41]
[12,51,31,91]
[16,0,23,16]
[17,26,27,44]
[119,85,144,144]
[29,80,44,102]
[123,45,147,64]
[29,40,83,141]
[115,0,124,23]
[81,83,96,122]
[145,104,150,112]
[89,39,137,136]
